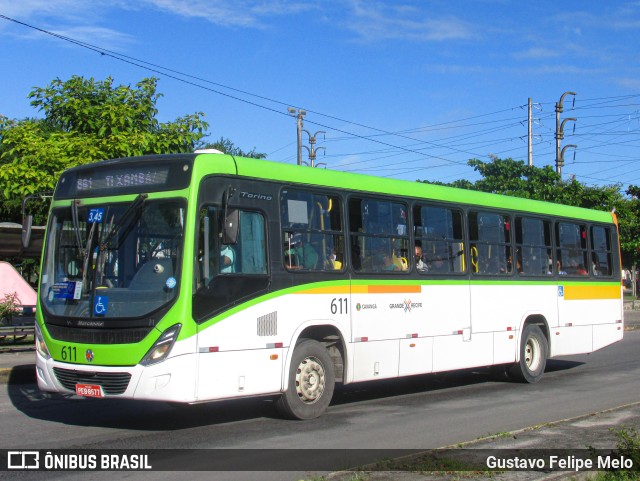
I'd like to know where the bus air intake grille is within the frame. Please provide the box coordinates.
[46,325,152,344]
[257,311,277,336]
[53,368,131,395]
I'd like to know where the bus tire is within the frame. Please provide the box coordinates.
[509,324,547,383]
[276,338,335,420]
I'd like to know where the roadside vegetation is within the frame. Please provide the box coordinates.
[589,427,640,481]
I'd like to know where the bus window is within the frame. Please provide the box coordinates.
[197,207,267,287]
[515,217,552,276]
[414,205,465,274]
[591,226,612,276]
[469,211,512,275]
[349,198,408,273]
[281,190,344,271]
[556,222,588,276]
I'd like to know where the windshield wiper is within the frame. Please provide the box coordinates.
[94,194,148,287]
[99,193,147,250]
[70,200,84,256]
[81,221,97,295]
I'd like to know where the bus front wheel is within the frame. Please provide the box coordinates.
[509,324,548,383]
[276,338,335,420]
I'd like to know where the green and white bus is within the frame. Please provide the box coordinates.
[30,151,624,419]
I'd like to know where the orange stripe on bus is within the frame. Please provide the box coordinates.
[298,285,421,295]
[563,285,621,300]
[366,285,421,294]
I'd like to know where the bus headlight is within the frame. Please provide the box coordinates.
[140,324,181,366]
[35,323,51,360]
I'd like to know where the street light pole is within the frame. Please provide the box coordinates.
[287,107,306,165]
[302,130,326,167]
[555,91,577,175]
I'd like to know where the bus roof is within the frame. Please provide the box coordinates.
[59,153,614,224]
[195,153,614,224]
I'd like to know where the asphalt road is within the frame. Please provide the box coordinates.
[1,331,638,480]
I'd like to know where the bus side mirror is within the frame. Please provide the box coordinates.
[223,209,239,245]
[22,214,33,248]
[222,187,239,245]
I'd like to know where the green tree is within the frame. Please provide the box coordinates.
[621,186,640,267]
[0,76,208,223]
[201,136,266,159]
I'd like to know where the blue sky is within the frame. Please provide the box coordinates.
[1,1,640,190]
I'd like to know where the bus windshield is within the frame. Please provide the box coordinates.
[40,198,185,319]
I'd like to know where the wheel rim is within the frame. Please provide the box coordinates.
[524,336,542,371]
[295,356,325,404]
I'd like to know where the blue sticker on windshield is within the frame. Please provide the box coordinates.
[88,208,105,223]
[94,295,108,316]
[166,277,177,289]
[50,282,82,300]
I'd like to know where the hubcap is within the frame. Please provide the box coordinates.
[525,337,541,371]
[295,356,325,404]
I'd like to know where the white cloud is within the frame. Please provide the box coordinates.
[615,77,640,90]
[141,0,317,28]
[0,0,134,48]
[343,0,477,42]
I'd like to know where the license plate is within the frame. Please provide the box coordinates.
[75,384,104,398]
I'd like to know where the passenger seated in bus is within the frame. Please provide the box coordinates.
[325,250,342,270]
[415,245,427,272]
[220,245,235,273]
[592,254,601,276]
[375,252,398,271]
[557,260,567,275]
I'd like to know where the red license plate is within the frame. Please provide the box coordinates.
[75,383,104,398]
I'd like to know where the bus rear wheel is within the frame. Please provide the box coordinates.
[509,324,547,383]
[276,338,335,420]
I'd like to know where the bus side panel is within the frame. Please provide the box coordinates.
[421,284,470,338]
[592,323,623,352]
[553,284,622,356]
[398,336,433,376]
[549,325,593,357]
[352,339,399,381]
[493,330,518,365]
[196,349,283,401]
[471,283,557,365]
[195,301,287,401]
[432,332,493,372]
[471,284,558,334]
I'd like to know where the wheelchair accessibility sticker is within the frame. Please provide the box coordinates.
[558,286,564,298]
[94,295,108,316]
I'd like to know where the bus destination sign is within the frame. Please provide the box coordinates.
[76,166,170,193]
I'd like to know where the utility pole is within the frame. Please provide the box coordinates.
[528,98,533,166]
[555,91,577,176]
[287,107,306,165]
[302,130,326,167]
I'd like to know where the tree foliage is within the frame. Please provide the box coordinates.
[0,76,208,223]
[201,136,266,159]
[421,157,639,266]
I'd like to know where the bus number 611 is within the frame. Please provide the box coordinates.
[330,297,348,315]
[61,346,77,361]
